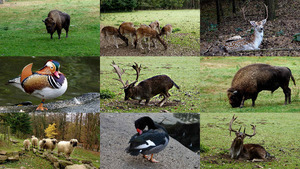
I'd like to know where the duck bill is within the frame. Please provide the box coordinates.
[136,128,142,135]
[53,71,60,78]
[36,66,52,75]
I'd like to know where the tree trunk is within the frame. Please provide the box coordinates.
[232,0,236,14]
[266,0,276,21]
[216,0,221,24]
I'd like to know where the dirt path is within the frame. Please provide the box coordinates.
[100,113,200,169]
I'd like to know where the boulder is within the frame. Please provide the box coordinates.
[58,159,74,168]
[65,164,88,169]
[0,155,8,164]
[45,153,58,163]
[7,154,19,161]
[0,150,7,155]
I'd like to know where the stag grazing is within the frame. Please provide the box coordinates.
[228,115,271,161]
[119,22,136,47]
[224,4,268,52]
[101,26,120,48]
[149,20,160,34]
[135,26,167,50]
[111,61,179,107]
[160,24,172,40]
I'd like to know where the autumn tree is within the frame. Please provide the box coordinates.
[45,123,58,138]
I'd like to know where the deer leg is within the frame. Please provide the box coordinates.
[148,39,151,50]
[139,38,144,50]
[159,94,168,107]
[113,35,119,48]
[145,99,150,106]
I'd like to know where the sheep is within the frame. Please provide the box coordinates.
[23,139,31,151]
[41,138,58,152]
[39,140,44,151]
[31,135,38,148]
[57,139,78,159]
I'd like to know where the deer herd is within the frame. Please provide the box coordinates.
[101,20,171,51]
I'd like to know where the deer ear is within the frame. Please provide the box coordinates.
[250,21,256,27]
[261,19,267,25]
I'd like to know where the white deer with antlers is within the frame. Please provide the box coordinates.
[224,4,268,52]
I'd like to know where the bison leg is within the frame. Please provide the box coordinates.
[65,27,69,38]
[240,96,246,108]
[282,87,291,104]
[50,33,53,39]
[57,29,61,39]
[251,94,258,107]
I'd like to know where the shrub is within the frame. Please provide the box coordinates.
[100,89,116,99]
[200,143,210,153]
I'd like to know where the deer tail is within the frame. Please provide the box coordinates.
[156,34,167,50]
[287,67,296,86]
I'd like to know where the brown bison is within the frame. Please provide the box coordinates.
[43,10,70,39]
[227,63,296,108]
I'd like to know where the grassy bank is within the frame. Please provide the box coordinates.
[100,10,200,51]
[200,113,300,168]
[0,0,99,56]
[200,57,300,113]
[100,57,200,113]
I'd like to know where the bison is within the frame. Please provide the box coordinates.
[227,63,296,108]
[43,10,70,39]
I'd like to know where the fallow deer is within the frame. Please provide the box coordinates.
[134,26,167,50]
[160,24,173,40]
[101,26,120,48]
[111,61,179,107]
[224,4,268,52]
[119,22,136,47]
[149,20,160,34]
[229,115,271,162]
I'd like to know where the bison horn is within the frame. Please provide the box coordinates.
[233,91,238,94]
[42,20,45,23]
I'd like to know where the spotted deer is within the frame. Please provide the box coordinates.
[134,26,167,50]
[229,115,271,162]
[111,61,179,107]
[101,26,120,48]
[149,20,160,34]
[160,24,172,40]
[119,22,136,47]
[224,4,268,52]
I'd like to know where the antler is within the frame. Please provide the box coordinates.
[131,62,141,83]
[229,115,238,136]
[111,61,128,88]
[263,3,268,21]
[244,124,256,138]
[241,6,250,22]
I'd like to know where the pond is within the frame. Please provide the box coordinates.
[0,57,99,106]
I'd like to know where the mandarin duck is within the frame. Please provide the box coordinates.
[8,60,68,111]
[126,116,169,163]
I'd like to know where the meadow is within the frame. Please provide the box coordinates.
[100,57,200,113]
[200,113,300,168]
[0,0,100,56]
[0,134,100,168]
[200,57,300,113]
[100,10,200,56]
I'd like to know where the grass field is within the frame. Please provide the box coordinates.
[200,57,300,113]
[200,113,300,168]
[0,135,100,168]
[100,57,200,113]
[0,0,99,56]
[100,10,200,51]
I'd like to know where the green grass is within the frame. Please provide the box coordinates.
[200,57,300,113]
[100,10,200,50]
[0,0,100,56]
[100,57,200,113]
[200,113,300,168]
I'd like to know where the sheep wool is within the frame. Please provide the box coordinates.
[31,135,38,148]
[42,138,58,151]
[57,139,79,158]
[23,139,31,150]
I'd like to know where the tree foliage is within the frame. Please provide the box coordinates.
[1,113,32,136]
[45,123,58,138]
[101,0,199,12]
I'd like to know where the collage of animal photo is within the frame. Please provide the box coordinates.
[200,0,300,168]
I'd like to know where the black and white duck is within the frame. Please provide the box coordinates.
[126,116,169,163]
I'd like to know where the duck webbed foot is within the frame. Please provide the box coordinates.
[36,100,48,111]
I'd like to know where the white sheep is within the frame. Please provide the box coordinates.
[57,139,78,159]
[41,138,58,152]
[31,135,38,148]
[39,140,44,151]
[23,139,31,150]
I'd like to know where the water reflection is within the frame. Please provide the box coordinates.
[0,57,99,106]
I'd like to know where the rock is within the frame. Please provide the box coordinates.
[7,154,19,161]
[53,162,60,169]
[20,166,26,169]
[65,164,88,169]
[0,155,8,164]
[19,149,25,155]
[58,160,74,168]
[0,150,7,155]
[45,153,58,163]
